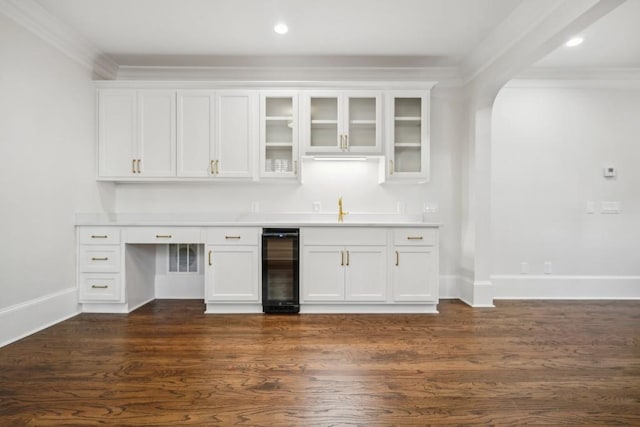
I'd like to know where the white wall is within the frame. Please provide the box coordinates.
[0,14,101,316]
[491,85,640,298]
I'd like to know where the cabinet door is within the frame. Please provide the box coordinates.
[177,91,215,177]
[387,91,430,180]
[98,90,137,178]
[392,246,438,302]
[344,246,387,301]
[344,92,382,153]
[260,92,299,178]
[303,92,343,153]
[301,246,345,301]
[215,91,256,178]
[205,245,259,302]
[138,90,176,177]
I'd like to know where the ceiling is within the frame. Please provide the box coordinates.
[535,0,640,68]
[18,0,640,74]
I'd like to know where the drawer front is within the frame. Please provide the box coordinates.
[79,273,121,301]
[302,227,387,246]
[79,245,121,273]
[124,227,202,244]
[206,227,260,245]
[79,228,121,245]
[393,228,438,246]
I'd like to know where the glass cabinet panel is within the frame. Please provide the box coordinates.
[261,93,298,177]
[309,97,339,148]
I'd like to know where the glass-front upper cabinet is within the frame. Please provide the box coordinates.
[386,91,430,181]
[302,91,382,154]
[260,92,299,178]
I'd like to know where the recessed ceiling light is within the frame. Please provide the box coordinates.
[274,23,288,35]
[565,36,584,47]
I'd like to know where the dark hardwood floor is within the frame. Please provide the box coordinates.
[1,299,639,425]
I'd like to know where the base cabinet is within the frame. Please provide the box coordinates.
[392,246,438,302]
[205,246,260,302]
[302,245,387,302]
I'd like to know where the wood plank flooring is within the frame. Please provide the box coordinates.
[1,299,639,425]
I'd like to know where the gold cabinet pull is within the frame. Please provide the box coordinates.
[395,250,399,266]
[91,257,108,261]
[294,160,298,175]
[340,250,344,266]
[155,234,172,238]
[215,160,220,174]
[132,159,136,174]
[225,236,241,240]
[390,159,394,175]
[346,250,350,266]
[210,159,215,175]
[91,285,108,289]
[344,134,348,150]
[407,236,423,240]
[90,235,108,239]
[208,250,212,266]
[136,159,141,174]
[339,135,344,150]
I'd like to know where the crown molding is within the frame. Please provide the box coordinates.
[115,65,463,86]
[509,67,640,88]
[0,0,118,79]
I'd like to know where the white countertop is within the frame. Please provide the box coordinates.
[75,212,441,228]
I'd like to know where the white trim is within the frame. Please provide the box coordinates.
[205,303,262,314]
[492,275,640,300]
[116,66,460,86]
[95,80,439,90]
[0,0,118,79]
[458,276,495,308]
[0,288,79,348]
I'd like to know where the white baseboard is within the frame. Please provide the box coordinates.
[0,288,79,348]
[492,275,640,299]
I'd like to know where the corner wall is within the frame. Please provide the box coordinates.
[491,84,640,298]
[0,13,102,345]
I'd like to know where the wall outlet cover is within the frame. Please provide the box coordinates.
[312,201,321,212]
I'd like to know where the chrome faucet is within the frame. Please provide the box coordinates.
[338,197,349,222]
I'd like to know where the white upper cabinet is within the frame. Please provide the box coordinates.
[177,91,215,178]
[386,91,430,181]
[98,89,175,179]
[302,91,382,154]
[259,92,299,178]
[216,91,256,178]
[177,90,257,179]
[138,90,176,177]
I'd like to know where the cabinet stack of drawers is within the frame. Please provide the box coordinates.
[78,228,122,302]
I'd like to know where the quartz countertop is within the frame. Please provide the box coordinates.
[75,212,442,228]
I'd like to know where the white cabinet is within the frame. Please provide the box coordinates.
[392,228,439,302]
[386,91,430,180]
[78,227,123,303]
[301,228,387,302]
[98,90,176,178]
[302,91,381,154]
[205,228,260,302]
[260,92,299,178]
[177,90,257,179]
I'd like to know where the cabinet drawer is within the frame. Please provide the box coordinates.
[79,273,121,301]
[393,228,437,246]
[302,227,387,246]
[79,228,120,245]
[206,227,260,245]
[79,245,121,273]
[124,227,202,244]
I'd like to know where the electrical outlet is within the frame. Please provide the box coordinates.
[601,201,621,214]
[251,201,259,213]
[312,201,321,212]
[544,262,552,275]
[423,203,439,213]
[586,201,595,214]
[520,262,529,274]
